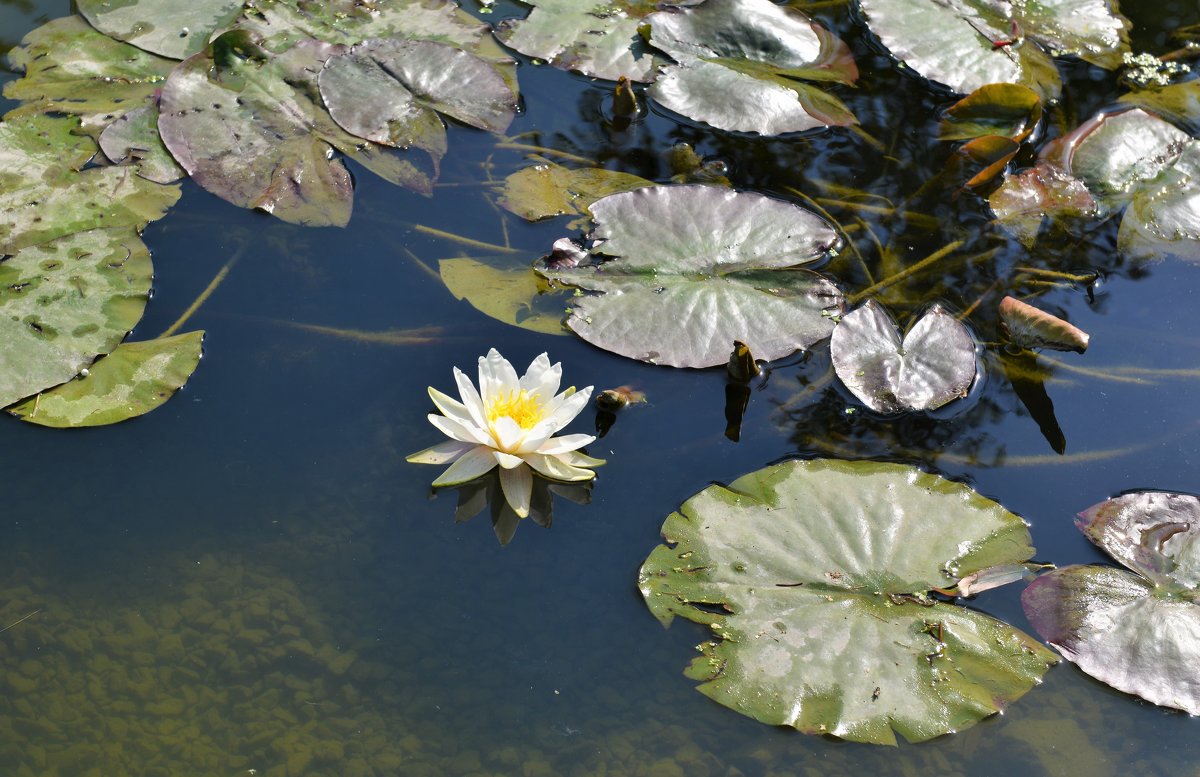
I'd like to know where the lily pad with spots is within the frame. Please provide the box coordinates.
[9,331,204,427]
[1023,491,1200,714]
[98,102,186,184]
[77,0,245,59]
[538,185,844,368]
[639,458,1056,745]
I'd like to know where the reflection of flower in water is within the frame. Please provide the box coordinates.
[407,349,605,517]
[450,467,593,545]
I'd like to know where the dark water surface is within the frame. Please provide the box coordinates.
[3,1,1200,775]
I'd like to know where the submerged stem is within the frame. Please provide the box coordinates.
[783,186,875,285]
[847,240,966,304]
[160,248,243,337]
[409,224,520,255]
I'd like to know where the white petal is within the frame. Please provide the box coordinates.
[407,439,473,465]
[526,452,598,482]
[548,385,593,429]
[428,413,490,445]
[453,367,488,430]
[558,450,607,468]
[536,433,596,455]
[429,386,473,425]
[520,353,562,404]
[431,446,499,486]
[478,349,519,405]
[512,418,559,455]
[491,416,526,452]
[499,465,533,518]
[493,450,525,469]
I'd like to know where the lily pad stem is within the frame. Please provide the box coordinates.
[847,240,965,304]
[495,141,596,166]
[783,186,874,284]
[409,224,520,254]
[814,198,940,230]
[160,248,243,337]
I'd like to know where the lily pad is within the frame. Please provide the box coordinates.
[999,296,1090,353]
[8,331,204,427]
[538,185,844,368]
[1022,491,1200,714]
[3,15,176,134]
[856,0,1130,99]
[1119,79,1200,136]
[495,0,671,83]
[1061,108,1190,200]
[989,164,1097,246]
[77,0,245,59]
[159,32,431,227]
[830,301,976,414]
[938,83,1043,141]
[639,458,1056,745]
[318,37,516,163]
[439,256,567,336]
[0,227,153,410]
[498,162,654,222]
[98,103,186,184]
[645,0,857,134]
[1118,140,1200,263]
[0,115,181,254]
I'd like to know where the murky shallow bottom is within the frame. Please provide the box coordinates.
[3,0,1200,775]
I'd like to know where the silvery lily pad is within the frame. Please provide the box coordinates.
[495,0,674,82]
[159,33,432,227]
[3,15,177,134]
[999,296,1090,353]
[855,0,1130,99]
[77,0,244,59]
[640,458,1056,745]
[8,331,204,427]
[318,37,516,163]
[538,185,844,368]
[1119,140,1200,263]
[1022,492,1200,714]
[0,227,153,409]
[645,0,857,134]
[830,301,976,413]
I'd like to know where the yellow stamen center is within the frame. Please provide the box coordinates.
[486,390,544,430]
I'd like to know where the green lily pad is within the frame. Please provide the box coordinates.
[98,103,186,184]
[497,162,654,222]
[538,185,844,368]
[77,0,245,59]
[639,458,1056,745]
[159,32,432,227]
[856,0,1130,99]
[0,227,153,410]
[495,0,669,83]
[1023,492,1200,714]
[1118,139,1200,263]
[1063,108,1190,199]
[938,83,1042,141]
[439,256,567,336]
[3,15,176,134]
[0,115,181,254]
[999,295,1090,353]
[645,0,857,134]
[318,37,516,163]
[9,331,204,427]
[830,301,977,414]
[1119,79,1200,135]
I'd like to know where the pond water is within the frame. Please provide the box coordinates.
[2,0,1200,775]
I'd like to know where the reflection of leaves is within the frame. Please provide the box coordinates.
[9,332,204,427]
[439,256,568,336]
[830,301,976,414]
[640,458,1056,745]
[447,466,592,546]
[999,350,1066,455]
[1023,491,1200,714]
[540,185,844,368]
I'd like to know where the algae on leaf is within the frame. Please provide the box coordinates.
[9,331,204,427]
[539,185,844,368]
[640,458,1056,745]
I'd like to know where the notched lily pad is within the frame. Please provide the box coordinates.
[645,0,858,134]
[999,296,1090,353]
[78,0,245,59]
[1023,491,1200,714]
[831,301,977,414]
[9,331,204,427]
[639,458,1056,745]
[538,185,844,368]
[497,162,654,222]
[0,227,154,410]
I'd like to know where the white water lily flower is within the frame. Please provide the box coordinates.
[407,349,605,517]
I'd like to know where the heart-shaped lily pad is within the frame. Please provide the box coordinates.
[1023,491,1200,714]
[830,301,976,413]
[645,0,857,134]
[0,227,154,410]
[640,458,1056,745]
[8,331,204,427]
[77,0,245,59]
[856,0,1130,99]
[538,185,844,368]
